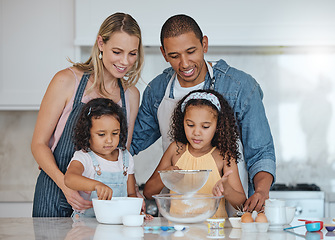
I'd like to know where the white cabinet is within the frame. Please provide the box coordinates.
[0,0,75,110]
[75,0,335,47]
[74,0,335,65]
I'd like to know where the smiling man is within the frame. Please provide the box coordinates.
[130,14,276,213]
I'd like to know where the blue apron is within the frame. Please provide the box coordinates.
[32,74,127,217]
[72,150,129,218]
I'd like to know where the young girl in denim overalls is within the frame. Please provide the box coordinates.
[64,98,144,219]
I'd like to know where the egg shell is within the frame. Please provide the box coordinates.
[251,211,258,220]
[255,213,268,223]
[241,212,254,223]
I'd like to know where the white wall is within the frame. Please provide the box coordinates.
[0,0,335,217]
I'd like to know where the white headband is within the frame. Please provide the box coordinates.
[181,92,221,112]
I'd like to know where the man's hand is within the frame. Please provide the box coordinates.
[243,189,269,212]
[243,171,273,212]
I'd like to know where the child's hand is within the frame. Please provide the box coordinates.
[162,166,183,183]
[212,170,233,196]
[95,183,113,200]
[133,185,146,213]
[142,212,154,221]
[164,166,180,171]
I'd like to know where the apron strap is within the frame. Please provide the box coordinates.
[203,60,216,91]
[73,73,90,106]
[169,74,176,99]
[117,79,128,148]
[117,79,127,120]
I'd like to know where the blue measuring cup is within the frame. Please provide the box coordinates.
[283,222,321,232]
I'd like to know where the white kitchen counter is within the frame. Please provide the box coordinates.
[0,217,334,240]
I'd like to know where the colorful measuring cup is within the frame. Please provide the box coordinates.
[283,222,321,232]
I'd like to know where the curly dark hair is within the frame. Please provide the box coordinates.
[73,98,128,151]
[169,89,240,166]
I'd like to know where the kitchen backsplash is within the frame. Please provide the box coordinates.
[0,111,39,201]
[1,46,334,201]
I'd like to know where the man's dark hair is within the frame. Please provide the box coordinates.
[160,14,203,49]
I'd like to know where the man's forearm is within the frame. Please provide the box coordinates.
[253,171,274,195]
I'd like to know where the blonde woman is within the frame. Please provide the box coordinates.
[31,12,144,217]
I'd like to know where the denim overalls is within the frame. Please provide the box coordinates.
[72,150,129,218]
[32,73,127,217]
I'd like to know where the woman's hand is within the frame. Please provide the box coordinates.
[95,183,113,200]
[212,170,233,196]
[62,186,92,211]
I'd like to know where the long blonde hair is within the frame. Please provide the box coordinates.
[71,12,144,96]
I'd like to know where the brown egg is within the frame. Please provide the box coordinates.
[255,212,268,223]
[241,212,254,223]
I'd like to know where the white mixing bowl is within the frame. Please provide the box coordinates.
[92,197,142,224]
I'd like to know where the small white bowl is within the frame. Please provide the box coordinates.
[122,215,144,227]
[229,217,242,228]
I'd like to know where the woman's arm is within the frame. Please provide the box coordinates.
[126,86,140,150]
[31,69,92,210]
[65,160,113,200]
[213,156,247,209]
[143,142,180,199]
